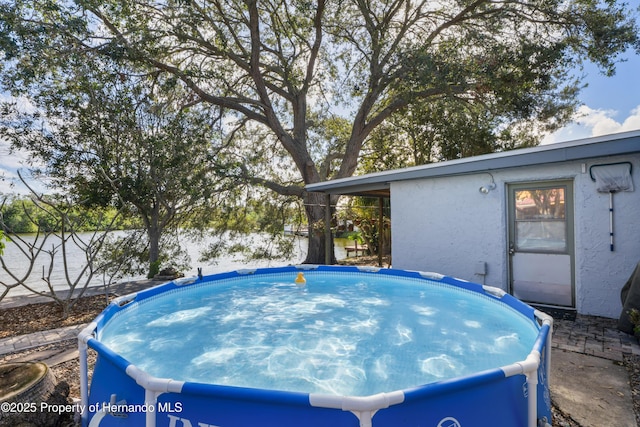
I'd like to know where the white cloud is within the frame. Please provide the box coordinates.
[0,140,30,170]
[575,106,624,135]
[0,168,50,196]
[0,139,50,196]
[621,106,640,131]
[0,134,31,195]
[542,105,640,144]
[0,93,51,195]
[575,105,640,136]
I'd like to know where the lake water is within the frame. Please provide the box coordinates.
[0,232,354,298]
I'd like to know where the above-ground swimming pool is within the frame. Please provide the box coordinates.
[79,265,553,427]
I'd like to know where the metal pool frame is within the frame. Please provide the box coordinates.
[79,265,553,427]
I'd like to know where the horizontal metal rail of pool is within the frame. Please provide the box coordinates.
[79,265,553,427]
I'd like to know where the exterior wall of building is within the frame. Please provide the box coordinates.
[391,153,640,318]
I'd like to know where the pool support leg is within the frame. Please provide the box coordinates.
[78,322,97,426]
[145,389,160,427]
[538,311,554,427]
[502,351,541,427]
[502,310,553,427]
[526,360,538,427]
[125,365,185,427]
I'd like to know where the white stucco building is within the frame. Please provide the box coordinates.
[308,131,640,318]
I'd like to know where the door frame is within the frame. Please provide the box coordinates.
[507,179,575,308]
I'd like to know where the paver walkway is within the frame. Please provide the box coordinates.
[552,314,640,361]
[0,324,86,357]
[549,315,640,427]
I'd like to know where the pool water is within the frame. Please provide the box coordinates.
[99,271,538,396]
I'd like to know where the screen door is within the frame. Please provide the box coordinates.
[508,181,574,307]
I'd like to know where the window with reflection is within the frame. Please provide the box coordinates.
[514,187,566,252]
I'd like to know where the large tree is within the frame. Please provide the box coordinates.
[359,96,551,172]
[0,59,226,277]
[1,0,638,263]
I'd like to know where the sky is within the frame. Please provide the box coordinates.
[1,18,640,194]
[541,48,640,144]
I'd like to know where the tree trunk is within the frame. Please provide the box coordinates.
[303,191,336,264]
[147,222,161,278]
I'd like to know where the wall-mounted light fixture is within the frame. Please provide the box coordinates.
[479,173,496,194]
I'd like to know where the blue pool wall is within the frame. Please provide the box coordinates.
[80,265,553,427]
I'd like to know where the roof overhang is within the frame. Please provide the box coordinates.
[306,130,640,197]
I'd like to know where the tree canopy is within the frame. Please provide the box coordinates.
[1,0,638,263]
[0,55,228,276]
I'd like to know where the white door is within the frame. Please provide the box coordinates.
[508,181,574,308]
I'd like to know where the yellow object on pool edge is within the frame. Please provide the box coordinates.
[295,272,306,286]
